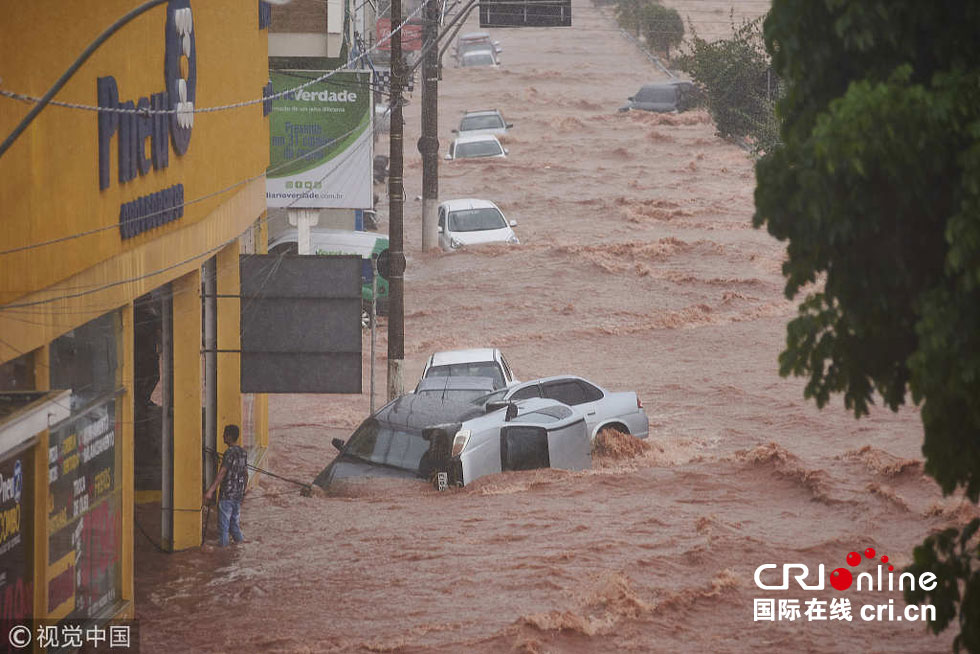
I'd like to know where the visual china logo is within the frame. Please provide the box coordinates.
[752,547,938,623]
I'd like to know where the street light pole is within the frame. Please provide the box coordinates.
[386,0,406,401]
[419,0,441,250]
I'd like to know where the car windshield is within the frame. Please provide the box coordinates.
[449,208,506,232]
[461,115,504,131]
[473,389,508,405]
[636,85,677,104]
[455,140,503,158]
[426,363,505,389]
[463,53,495,67]
[342,418,430,474]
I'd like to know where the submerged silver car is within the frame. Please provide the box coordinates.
[476,375,649,442]
[445,398,591,486]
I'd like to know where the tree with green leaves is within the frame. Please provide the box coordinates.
[677,16,779,153]
[755,1,980,650]
[614,0,646,38]
[638,3,683,60]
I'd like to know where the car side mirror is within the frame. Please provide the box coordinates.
[437,225,444,233]
[331,438,345,452]
[509,219,517,227]
[506,123,514,129]
[451,128,458,133]
[503,148,509,155]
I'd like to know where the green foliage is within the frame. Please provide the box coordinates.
[676,16,780,154]
[638,4,684,60]
[754,0,980,649]
[613,0,645,37]
[906,520,980,652]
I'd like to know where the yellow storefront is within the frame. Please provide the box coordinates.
[0,0,270,625]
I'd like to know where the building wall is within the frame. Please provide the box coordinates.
[0,0,271,624]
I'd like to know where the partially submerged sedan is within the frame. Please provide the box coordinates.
[476,375,649,442]
[313,394,483,489]
[312,395,591,490]
[446,134,507,161]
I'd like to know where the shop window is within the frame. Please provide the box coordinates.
[0,351,35,392]
[51,312,121,410]
[47,398,122,621]
[0,446,35,622]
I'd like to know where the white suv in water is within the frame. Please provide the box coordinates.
[418,348,519,391]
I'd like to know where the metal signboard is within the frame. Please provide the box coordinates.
[266,70,373,209]
[240,255,362,393]
[479,0,571,27]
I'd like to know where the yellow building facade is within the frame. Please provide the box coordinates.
[0,0,270,626]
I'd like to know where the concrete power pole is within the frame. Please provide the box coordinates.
[419,0,440,250]
[386,0,406,401]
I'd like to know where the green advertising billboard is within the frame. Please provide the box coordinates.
[266,70,373,209]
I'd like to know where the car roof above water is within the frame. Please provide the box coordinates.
[439,198,499,212]
[376,393,485,429]
[429,348,499,365]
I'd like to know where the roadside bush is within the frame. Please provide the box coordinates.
[638,3,684,60]
[676,14,781,154]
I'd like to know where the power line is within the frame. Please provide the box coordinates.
[0,0,432,127]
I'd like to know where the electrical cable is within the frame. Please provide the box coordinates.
[0,0,432,131]
[204,446,313,493]
[0,0,168,159]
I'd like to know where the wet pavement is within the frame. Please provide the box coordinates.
[134,0,976,651]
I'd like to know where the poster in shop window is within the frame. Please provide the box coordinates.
[0,450,33,622]
[266,70,373,209]
[47,399,121,621]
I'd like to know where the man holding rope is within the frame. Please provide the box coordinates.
[203,425,248,547]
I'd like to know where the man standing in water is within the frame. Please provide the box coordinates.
[204,425,248,546]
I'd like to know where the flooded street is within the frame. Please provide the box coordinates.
[135,0,974,651]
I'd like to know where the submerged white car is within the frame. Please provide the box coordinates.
[445,134,507,161]
[454,109,513,137]
[437,198,518,252]
[459,48,499,68]
[477,375,649,442]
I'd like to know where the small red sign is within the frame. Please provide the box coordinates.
[376,19,423,51]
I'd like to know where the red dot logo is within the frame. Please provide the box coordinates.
[846,551,861,566]
[830,567,853,591]
[864,547,876,559]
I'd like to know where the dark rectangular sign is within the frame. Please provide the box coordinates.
[479,0,571,27]
[240,255,362,393]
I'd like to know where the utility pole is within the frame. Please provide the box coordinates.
[386,0,406,401]
[419,0,440,250]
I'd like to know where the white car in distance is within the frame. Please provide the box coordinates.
[438,199,518,252]
[454,109,513,137]
[459,48,500,68]
[445,134,507,161]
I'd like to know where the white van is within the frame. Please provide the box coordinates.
[268,228,390,318]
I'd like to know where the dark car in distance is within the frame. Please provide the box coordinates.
[619,80,697,113]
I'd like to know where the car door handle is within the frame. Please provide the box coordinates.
[587,410,596,416]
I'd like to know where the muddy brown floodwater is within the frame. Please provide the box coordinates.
[136,1,977,652]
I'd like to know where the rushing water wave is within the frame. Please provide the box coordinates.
[135,0,976,651]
